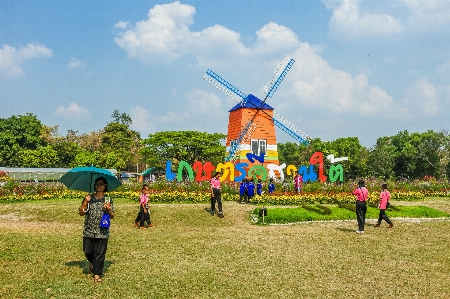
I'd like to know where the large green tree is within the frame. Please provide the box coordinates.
[367,136,396,179]
[0,113,45,166]
[101,111,141,171]
[140,131,226,168]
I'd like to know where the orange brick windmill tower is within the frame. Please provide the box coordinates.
[203,56,310,165]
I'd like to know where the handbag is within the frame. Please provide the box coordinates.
[386,201,390,209]
[100,213,111,228]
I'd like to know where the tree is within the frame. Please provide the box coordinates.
[67,129,103,153]
[140,131,226,168]
[367,136,396,179]
[277,142,302,166]
[111,109,132,126]
[390,130,445,179]
[41,125,81,167]
[14,146,60,168]
[101,122,141,171]
[0,113,45,166]
[329,137,369,179]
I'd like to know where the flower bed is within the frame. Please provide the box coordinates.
[0,178,448,204]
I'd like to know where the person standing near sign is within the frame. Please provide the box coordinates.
[294,173,303,193]
[210,172,224,218]
[78,177,115,282]
[353,180,368,234]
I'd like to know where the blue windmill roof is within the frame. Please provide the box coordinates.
[228,94,274,112]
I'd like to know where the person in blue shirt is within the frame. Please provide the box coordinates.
[257,179,263,196]
[246,178,255,203]
[238,179,248,204]
[268,178,275,194]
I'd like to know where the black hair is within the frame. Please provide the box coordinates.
[382,183,388,189]
[213,172,221,178]
[357,180,365,188]
[95,177,108,192]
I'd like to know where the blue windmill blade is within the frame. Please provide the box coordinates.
[203,69,248,106]
[272,112,310,145]
[263,56,295,98]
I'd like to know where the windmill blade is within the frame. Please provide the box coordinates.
[263,56,295,98]
[272,112,310,145]
[203,69,247,105]
[225,121,257,163]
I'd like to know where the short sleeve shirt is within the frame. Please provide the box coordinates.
[211,177,221,189]
[82,194,115,239]
[353,187,368,202]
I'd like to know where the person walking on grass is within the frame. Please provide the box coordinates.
[353,180,368,234]
[78,177,115,283]
[210,172,224,218]
[374,183,393,228]
[134,184,153,228]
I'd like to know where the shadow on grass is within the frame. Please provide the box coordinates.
[65,260,114,274]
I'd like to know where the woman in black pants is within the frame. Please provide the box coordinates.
[352,180,368,233]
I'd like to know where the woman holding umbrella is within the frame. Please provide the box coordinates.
[78,177,115,282]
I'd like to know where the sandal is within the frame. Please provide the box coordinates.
[94,275,102,282]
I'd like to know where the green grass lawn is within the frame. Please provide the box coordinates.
[1,197,450,299]
[254,204,450,224]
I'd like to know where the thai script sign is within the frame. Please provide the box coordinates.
[165,151,348,183]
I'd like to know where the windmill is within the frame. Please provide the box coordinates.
[203,55,309,165]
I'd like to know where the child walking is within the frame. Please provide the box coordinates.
[210,172,224,217]
[134,184,152,228]
[246,178,255,203]
[268,178,275,194]
[239,179,248,204]
[374,183,393,228]
[256,179,263,196]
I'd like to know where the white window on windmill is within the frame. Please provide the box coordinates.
[251,139,267,156]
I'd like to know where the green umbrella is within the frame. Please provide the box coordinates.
[58,166,122,192]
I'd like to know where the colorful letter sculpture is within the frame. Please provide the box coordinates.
[164,151,348,183]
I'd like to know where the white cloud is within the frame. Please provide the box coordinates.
[287,43,395,117]
[55,103,91,120]
[401,77,449,118]
[0,43,53,79]
[114,21,129,29]
[324,0,403,39]
[402,0,450,32]
[114,1,195,61]
[68,57,87,69]
[114,2,300,64]
[130,90,226,135]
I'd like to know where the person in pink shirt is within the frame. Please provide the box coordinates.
[352,180,369,233]
[374,183,393,228]
[294,173,303,193]
[134,184,152,228]
[210,172,224,218]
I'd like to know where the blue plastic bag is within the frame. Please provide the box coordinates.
[100,213,110,228]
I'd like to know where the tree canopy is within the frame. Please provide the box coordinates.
[140,131,226,168]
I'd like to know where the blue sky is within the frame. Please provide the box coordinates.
[1,0,449,147]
